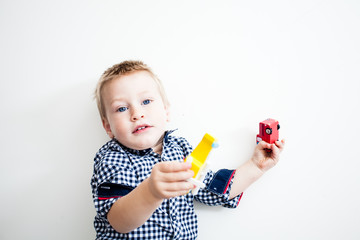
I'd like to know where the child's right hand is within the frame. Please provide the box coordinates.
[107,161,195,233]
[147,162,195,200]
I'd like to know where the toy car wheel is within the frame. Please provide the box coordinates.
[277,124,280,130]
[265,128,272,135]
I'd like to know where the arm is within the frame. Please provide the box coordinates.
[229,140,285,199]
[107,161,195,233]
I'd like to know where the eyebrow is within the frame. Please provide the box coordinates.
[139,90,154,95]
[110,98,124,104]
[109,91,155,105]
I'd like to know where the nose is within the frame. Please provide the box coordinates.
[131,108,144,121]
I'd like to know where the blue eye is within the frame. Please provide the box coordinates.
[143,99,151,105]
[117,107,128,112]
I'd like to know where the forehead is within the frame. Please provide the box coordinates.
[102,71,160,98]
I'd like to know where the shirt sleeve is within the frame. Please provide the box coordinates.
[194,169,243,208]
[91,149,137,217]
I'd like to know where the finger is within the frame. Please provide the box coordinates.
[163,189,193,198]
[161,169,194,182]
[257,141,272,150]
[158,182,195,198]
[164,181,196,192]
[270,143,280,156]
[275,139,285,151]
[157,161,192,173]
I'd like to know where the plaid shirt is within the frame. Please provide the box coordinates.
[91,131,242,239]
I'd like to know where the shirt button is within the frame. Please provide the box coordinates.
[172,215,177,221]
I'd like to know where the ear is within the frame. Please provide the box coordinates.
[165,105,171,122]
[102,118,114,139]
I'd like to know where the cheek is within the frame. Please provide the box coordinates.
[109,116,128,133]
[113,125,129,139]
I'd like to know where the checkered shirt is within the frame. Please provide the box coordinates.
[91,130,242,239]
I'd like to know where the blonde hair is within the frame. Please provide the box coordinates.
[95,60,169,120]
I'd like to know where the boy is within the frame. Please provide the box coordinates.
[91,60,285,239]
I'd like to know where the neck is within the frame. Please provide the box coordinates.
[152,134,165,154]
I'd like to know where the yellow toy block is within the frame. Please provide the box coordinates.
[185,133,218,194]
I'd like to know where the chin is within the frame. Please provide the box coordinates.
[132,141,156,151]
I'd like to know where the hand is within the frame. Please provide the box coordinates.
[147,161,195,200]
[251,140,285,173]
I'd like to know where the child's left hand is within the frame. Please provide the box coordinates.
[251,139,285,173]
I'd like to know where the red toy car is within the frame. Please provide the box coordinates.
[256,118,280,144]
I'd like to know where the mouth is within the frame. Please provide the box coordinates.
[133,125,151,134]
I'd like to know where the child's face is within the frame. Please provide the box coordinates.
[102,71,170,153]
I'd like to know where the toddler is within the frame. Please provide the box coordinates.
[91,60,285,239]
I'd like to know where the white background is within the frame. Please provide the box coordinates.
[1,0,359,239]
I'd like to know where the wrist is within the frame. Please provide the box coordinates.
[246,159,264,180]
[142,178,164,204]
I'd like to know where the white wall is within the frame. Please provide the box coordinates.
[1,0,359,239]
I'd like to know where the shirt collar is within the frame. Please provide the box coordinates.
[109,129,178,156]
[164,129,177,144]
